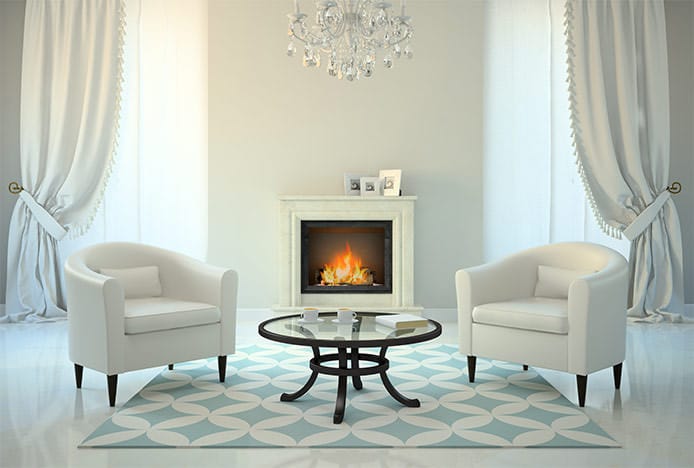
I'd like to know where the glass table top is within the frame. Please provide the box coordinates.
[258,312,441,347]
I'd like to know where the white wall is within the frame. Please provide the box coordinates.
[208,0,486,309]
[665,0,694,304]
[0,0,25,305]
[1,0,688,309]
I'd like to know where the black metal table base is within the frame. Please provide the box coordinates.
[280,346,420,424]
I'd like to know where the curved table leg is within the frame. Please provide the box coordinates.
[334,348,348,424]
[281,371,319,402]
[281,346,320,402]
[351,347,363,390]
[379,346,420,408]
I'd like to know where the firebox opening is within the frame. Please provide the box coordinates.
[301,220,392,294]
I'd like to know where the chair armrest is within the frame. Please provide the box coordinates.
[159,255,239,355]
[455,256,536,354]
[65,258,126,373]
[161,256,237,309]
[567,258,628,374]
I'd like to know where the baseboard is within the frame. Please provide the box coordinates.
[272,305,425,314]
[237,308,275,323]
[238,307,457,323]
[422,308,457,323]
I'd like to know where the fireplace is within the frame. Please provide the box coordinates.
[275,195,421,312]
[301,220,392,294]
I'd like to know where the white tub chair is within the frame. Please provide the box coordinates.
[65,242,238,406]
[455,242,628,407]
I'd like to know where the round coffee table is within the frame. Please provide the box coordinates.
[257,312,442,424]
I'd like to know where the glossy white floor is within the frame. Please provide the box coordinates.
[1,314,693,468]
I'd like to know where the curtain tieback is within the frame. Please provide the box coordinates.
[18,189,68,240]
[622,188,672,241]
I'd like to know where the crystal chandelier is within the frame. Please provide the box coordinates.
[286,0,414,81]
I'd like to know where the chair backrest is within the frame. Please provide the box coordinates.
[70,242,170,273]
[518,242,625,273]
[66,242,215,301]
[519,242,627,300]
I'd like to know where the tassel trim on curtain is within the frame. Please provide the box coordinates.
[563,0,623,240]
[67,0,126,239]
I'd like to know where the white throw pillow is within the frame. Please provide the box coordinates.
[100,266,162,299]
[534,265,593,299]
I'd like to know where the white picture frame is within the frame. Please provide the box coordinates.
[344,173,363,195]
[379,169,402,196]
[360,176,381,196]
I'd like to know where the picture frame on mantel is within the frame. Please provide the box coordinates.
[344,173,362,195]
[360,176,381,196]
[379,169,402,196]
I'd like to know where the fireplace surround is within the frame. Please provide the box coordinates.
[275,195,421,312]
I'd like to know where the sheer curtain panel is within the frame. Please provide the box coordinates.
[482,0,629,263]
[59,0,209,267]
[3,0,124,322]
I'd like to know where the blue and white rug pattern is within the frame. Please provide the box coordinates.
[81,343,618,448]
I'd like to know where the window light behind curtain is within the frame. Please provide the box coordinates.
[61,0,209,264]
[482,0,629,261]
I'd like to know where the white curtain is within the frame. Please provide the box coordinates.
[61,0,209,264]
[3,0,208,323]
[483,0,629,263]
[566,0,684,321]
[3,0,124,322]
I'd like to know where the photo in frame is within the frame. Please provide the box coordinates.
[360,176,381,196]
[379,169,402,196]
[343,173,363,195]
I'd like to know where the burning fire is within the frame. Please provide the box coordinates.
[320,242,371,285]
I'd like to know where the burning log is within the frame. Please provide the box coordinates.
[316,268,374,286]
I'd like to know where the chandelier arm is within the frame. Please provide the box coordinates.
[291,19,347,49]
[387,36,410,47]
[328,0,349,40]
[290,34,308,45]
[352,3,371,40]
[313,1,347,47]
[291,31,325,48]
[320,22,346,47]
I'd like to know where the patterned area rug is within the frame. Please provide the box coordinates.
[80,343,618,448]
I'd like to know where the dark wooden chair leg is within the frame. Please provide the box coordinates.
[467,355,477,383]
[576,374,587,407]
[613,362,623,389]
[218,355,227,382]
[523,364,529,371]
[107,374,118,407]
[168,364,174,370]
[74,364,84,389]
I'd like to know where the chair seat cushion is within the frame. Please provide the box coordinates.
[472,297,569,334]
[124,297,221,335]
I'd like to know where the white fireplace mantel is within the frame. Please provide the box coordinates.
[274,195,422,313]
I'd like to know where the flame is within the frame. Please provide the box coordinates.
[320,242,371,285]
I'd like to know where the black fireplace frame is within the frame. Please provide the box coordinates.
[301,220,393,294]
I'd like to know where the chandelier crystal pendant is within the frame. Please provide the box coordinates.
[286,0,414,81]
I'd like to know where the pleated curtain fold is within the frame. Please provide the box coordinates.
[3,0,124,322]
[565,0,684,321]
